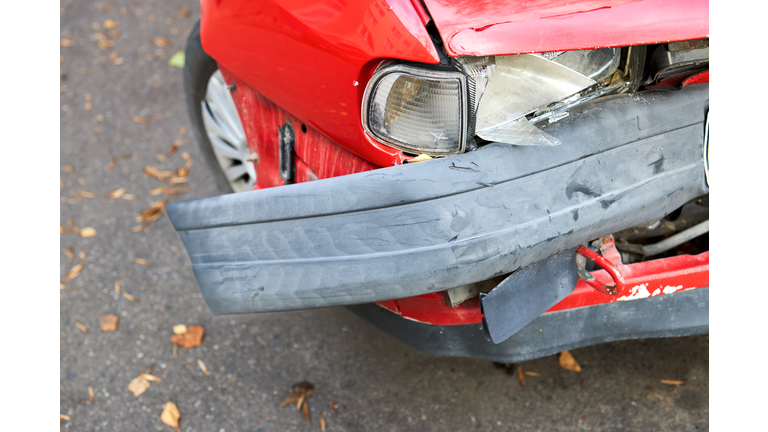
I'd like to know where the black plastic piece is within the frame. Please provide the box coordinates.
[349,287,709,363]
[480,249,578,344]
[278,122,295,185]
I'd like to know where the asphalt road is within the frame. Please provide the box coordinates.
[60,2,709,431]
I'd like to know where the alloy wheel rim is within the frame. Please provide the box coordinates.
[201,70,256,192]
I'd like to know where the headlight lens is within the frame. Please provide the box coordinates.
[362,64,468,155]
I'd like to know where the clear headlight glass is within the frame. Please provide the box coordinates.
[362,64,468,155]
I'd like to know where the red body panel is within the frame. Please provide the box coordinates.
[201,0,441,168]
[422,0,709,56]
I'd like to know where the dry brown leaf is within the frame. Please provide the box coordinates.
[156,154,167,162]
[153,37,170,47]
[98,40,114,49]
[169,176,188,185]
[524,371,542,377]
[135,200,168,227]
[61,180,65,189]
[85,93,92,111]
[62,263,84,282]
[75,321,89,333]
[128,375,150,397]
[77,190,96,198]
[78,178,87,186]
[80,227,97,238]
[197,359,209,376]
[558,350,582,373]
[172,324,187,335]
[303,400,311,426]
[149,186,165,196]
[79,251,86,260]
[151,186,190,196]
[160,401,181,431]
[142,373,162,382]
[104,19,116,29]
[175,166,189,178]
[134,258,150,265]
[133,115,147,125]
[88,386,95,403]
[114,279,120,295]
[122,291,138,302]
[61,37,74,47]
[68,218,74,231]
[122,194,138,200]
[660,379,685,388]
[320,413,326,431]
[106,159,116,170]
[329,400,338,415]
[64,246,75,260]
[64,165,75,173]
[170,325,204,348]
[60,283,71,290]
[143,165,174,180]
[99,313,119,332]
[107,188,125,198]
[179,7,190,17]
[74,226,81,236]
[61,225,69,234]
[60,414,72,421]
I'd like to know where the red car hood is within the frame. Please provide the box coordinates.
[421,0,709,56]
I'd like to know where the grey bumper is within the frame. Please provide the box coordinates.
[167,84,709,315]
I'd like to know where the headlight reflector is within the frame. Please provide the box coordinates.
[362,64,468,155]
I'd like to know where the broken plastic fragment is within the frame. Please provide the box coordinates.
[476,117,560,146]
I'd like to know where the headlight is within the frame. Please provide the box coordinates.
[362,48,623,154]
[361,64,469,155]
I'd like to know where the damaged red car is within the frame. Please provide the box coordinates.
[168,0,709,362]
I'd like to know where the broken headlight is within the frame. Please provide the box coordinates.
[361,48,623,154]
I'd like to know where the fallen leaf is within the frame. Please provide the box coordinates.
[175,167,189,178]
[77,190,96,198]
[321,413,326,431]
[98,39,114,49]
[64,165,75,173]
[329,400,338,415]
[61,37,74,47]
[107,188,126,199]
[172,324,187,335]
[160,401,181,431]
[99,314,119,332]
[85,93,92,111]
[60,283,71,290]
[517,366,525,389]
[167,51,185,68]
[78,177,87,186]
[134,258,150,265]
[169,176,188,185]
[61,225,69,234]
[104,19,116,29]
[62,263,84,282]
[122,194,138,200]
[558,350,582,373]
[179,7,190,17]
[122,291,138,302]
[80,227,97,238]
[60,414,72,421]
[171,325,205,348]
[524,371,542,377]
[142,373,162,382]
[79,251,86,260]
[114,279,120,295]
[660,379,685,388]
[133,115,147,125]
[64,246,75,260]
[197,359,209,375]
[61,180,65,189]
[143,165,174,180]
[153,37,170,47]
[75,321,89,333]
[128,375,150,397]
[156,154,167,162]
[303,400,311,426]
[151,186,190,196]
[88,386,95,403]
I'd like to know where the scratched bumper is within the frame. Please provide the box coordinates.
[167,84,709,315]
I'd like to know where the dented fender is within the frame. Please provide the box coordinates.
[167,84,709,314]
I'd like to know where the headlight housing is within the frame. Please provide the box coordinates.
[362,48,623,155]
[361,64,469,155]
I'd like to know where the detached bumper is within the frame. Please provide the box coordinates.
[167,84,709,315]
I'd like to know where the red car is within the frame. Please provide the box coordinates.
[168,0,709,363]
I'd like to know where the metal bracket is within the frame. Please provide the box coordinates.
[278,122,295,185]
[575,235,626,296]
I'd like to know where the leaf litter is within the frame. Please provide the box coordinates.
[99,314,119,332]
[170,325,204,348]
[197,359,209,376]
[660,379,685,387]
[281,382,315,426]
[64,246,75,260]
[62,263,84,282]
[160,401,181,431]
[74,322,89,333]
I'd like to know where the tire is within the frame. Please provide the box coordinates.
[184,21,257,194]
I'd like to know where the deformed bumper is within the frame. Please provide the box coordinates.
[167,84,709,315]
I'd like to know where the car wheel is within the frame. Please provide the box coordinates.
[184,21,257,194]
